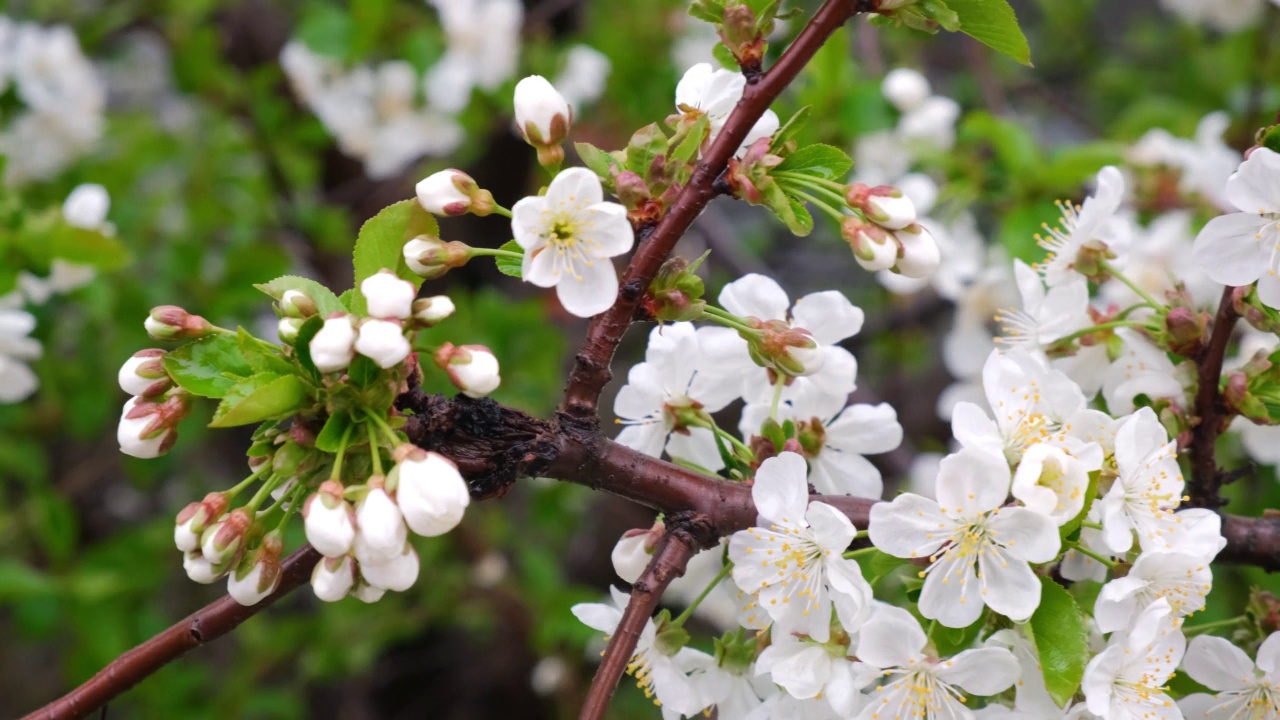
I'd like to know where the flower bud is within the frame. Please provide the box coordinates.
[1163,306,1207,357]
[304,481,357,557]
[403,236,471,279]
[175,492,228,552]
[183,551,224,584]
[513,75,572,150]
[411,296,456,327]
[847,184,917,230]
[434,343,501,398]
[389,448,470,537]
[63,183,111,229]
[201,508,252,567]
[353,486,407,565]
[311,555,356,602]
[360,270,416,320]
[842,216,899,272]
[118,394,186,458]
[881,68,931,112]
[278,317,303,344]
[415,169,495,217]
[892,224,940,279]
[118,349,168,396]
[145,305,215,341]
[352,581,386,604]
[611,522,664,584]
[280,290,318,318]
[360,543,420,592]
[309,314,357,373]
[228,532,284,606]
[354,318,411,369]
[753,321,824,378]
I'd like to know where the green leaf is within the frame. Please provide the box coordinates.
[254,275,345,316]
[163,334,254,398]
[347,355,381,388]
[315,412,354,453]
[774,144,853,180]
[237,328,295,376]
[1260,125,1280,155]
[770,106,812,154]
[669,114,711,167]
[575,142,621,182]
[293,315,325,378]
[495,240,523,278]
[1029,576,1090,706]
[351,200,438,314]
[209,373,309,428]
[946,0,1032,66]
[928,613,986,657]
[626,123,668,178]
[785,196,815,237]
[712,42,739,70]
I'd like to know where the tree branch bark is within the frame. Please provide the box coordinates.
[578,530,698,720]
[560,0,862,420]
[1188,286,1240,508]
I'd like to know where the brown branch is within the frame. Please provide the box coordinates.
[1188,286,1240,508]
[579,529,698,720]
[22,545,322,720]
[560,0,864,420]
[1220,513,1280,572]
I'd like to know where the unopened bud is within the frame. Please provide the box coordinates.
[847,184,917,230]
[304,481,356,557]
[145,305,215,341]
[416,169,487,217]
[434,343,502,398]
[403,235,470,279]
[175,491,229,552]
[514,75,572,154]
[411,296,456,327]
[1163,307,1206,357]
[354,318,411,369]
[201,508,253,566]
[360,271,416,320]
[280,290,318,318]
[278,317,304,344]
[309,314,357,373]
[842,216,898,272]
[118,349,168,396]
[311,555,356,602]
[611,521,665,583]
[228,531,284,606]
[754,320,824,378]
[891,224,940,279]
[390,450,470,537]
[118,394,188,458]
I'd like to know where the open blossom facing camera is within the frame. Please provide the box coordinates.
[511,167,635,317]
[1083,598,1185,719]
[1192,147,1280,308]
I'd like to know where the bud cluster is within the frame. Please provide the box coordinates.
[116,345,190,458]
[841,183,940,279]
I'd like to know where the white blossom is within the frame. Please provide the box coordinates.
[0,308,41,403]
[1191,147,1280,309]
[354,319,410,369]
[424,0,523,113]
[353,488,407,565]
[1094,551,1212,632]
[1179,632,1280,719]
[674,63,779,155]
[1097,407,1185,554]
[360,542,420,592]
[513,75,572,147]
[311,555,356,602]
[1082,598,1185,719]
[303,485,356,558]
[1037,166,1128,287]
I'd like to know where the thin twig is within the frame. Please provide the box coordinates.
[560,0,864,420]
[579,530,698,720]
[23,546,322,720]
[1188,286,1240,508]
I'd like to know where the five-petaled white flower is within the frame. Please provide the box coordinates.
[511,167,635,318]
[869,447,1060,627]
[1192,147,1280,308]
[1180,632,1280,719]
[1096,407,1185,555]
[1037,165,1128,286]
[1094,551,1212,633]
[674,63,779,156]
[856,603,1020,720]
[1082,597,1185,720]
[727,452,873,643]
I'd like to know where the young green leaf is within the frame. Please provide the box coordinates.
[927,612,987,657]
[1029,576,1090,706]
[254,275,346,316]
[774,144,853,180]
[351,199,438,314]
[574,142,621,183]
[495,240,523,278]
[315,412,354,453]
[946,0,1032,66]
[209,373,309,428]
[347,355,381,388]
[626,123,668,179]
[163,335,254,398]
[770,106,812,154]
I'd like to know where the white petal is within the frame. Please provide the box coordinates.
[977,546,1041,622]
[1258,631,1280,677]
[937,647,1020,696]
[1226,147,1280,214]
[806,501,856,550]
[581,202,635,257]
[555,258,618,317]
[511,195,548,250]
[718,273,790,321]
[1183,635,1256,692]
[987,507,1061,563]
[920,550,983,628]
[868,493,952,559]
[791,291,864,345]
[935,447,1011,519]
[856,604,926,668]
[1191,212,1269,286]
[545,166,604,207]
[752,452,810,525]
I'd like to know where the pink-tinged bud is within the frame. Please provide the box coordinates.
[390,451,470,537]
[201,508,252,566]
[309,314,357,373]
[183,550,225,584]
[303,481,356,557]
[279,290,318,318]
[402,236,471,279]
[513,75,572,149]
[118,349,168,396]
[360,270,416,320]
[278,317,303,344]
[611,521,665,584]
[847,183,917,230]
[311,555,356,602]
[359,543,420,592]
[434,343,501,398]
[354,318,411,369]
[145,305,215,341]
[1164,307,1206,357]
[891,224,940,279]
[174,492,228,552]
[117,394,187,458]
[842,216,898,272]
[227,531,284,606]
[416,169,476,216]
[755,321,824,378]
[411,296,456,327]
[352,486,407,565]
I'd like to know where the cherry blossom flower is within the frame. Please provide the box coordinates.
[1094,551,1212,632]
[1096,407,1185,554]
[1082,598,1185,719]
[423,0,523,113]
[727,452,873,642]
[1191,147,1280,308]
[0,308,42,403]
[1102,328,1188,415]
[996,259,1093,353]
[868,447,1060,627]
[985,627,1063,717]
[511,167,635,317]
[674,63,779,155]
[1179,632,1280,719]
[755,632,875,716]
[1037,166,1127,287]
[390,448,471,537]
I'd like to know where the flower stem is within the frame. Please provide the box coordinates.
[1052,319,1150,345]
[468,246,523,260]
[842,546,879,559]
[703,305,764,337]
[671,561,734,628]
[364,409,404,448]
[329,423,356,482]
[275,484,307,531]
[227,462,271,499]
[774,173,853,213]
[1182,616,1245,636]
[489,206,514,219]
[245,474,285,512]
[780,185,848,223]
[367,423,384,476]
[1100,260,1162,309]
[1066,541,1117,569]
[769,376,785,421]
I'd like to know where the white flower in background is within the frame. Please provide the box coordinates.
[1082,598,1185,719]
[674,63,780,155]
[985,628,1063,717]
[511,167,635,317]
[1179,632,1280,719]
[613,322,740,470]
[881,68,931,113]
[390,449,471,537]
[687,659,776,719]
[572,587,710,717]
[62,183,111,230]
[553,45,611,112]
[1130,113,1241,212]
[869,447,1060,627]
[1037,166,1128,287]
[1096,407,1184,555]
[755,632,874,716]
[739,396,903,499]
[898,96,962,151]
[727,452,873,642]
[424,0,523,113]
[309,314,357,373]
[0,308,42,403]
[996,259,1093,352]
[1101,328,1188,414]
[1094,551,1212,632]
[1159,0,1265,32]
[856,603,1021,720]
[1103,211,1218,309]
[1191,147,1280,309]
